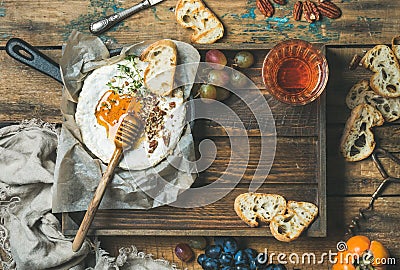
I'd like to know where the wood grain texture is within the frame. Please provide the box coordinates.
[96,197,400,270]
[55,45,326,237]
[1,2,400,267]
[0,50,62,122]
[64,185,323,236]
[1,0,400,46]
[0,48,323,137]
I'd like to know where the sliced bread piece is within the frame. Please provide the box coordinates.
[234,193,286,227]
[340,104,384,162]
[346,79,400,122]
[175,0,224,44]
[287,201,318,224]
[269,212,305,242]
[392,36,400,61]
[361,45,400,98]
[270,201,318,242]
[140,39,177,96]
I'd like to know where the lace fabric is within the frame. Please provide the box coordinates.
[0,185,19,270]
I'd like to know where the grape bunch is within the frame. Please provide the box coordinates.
[198,50,255,103]
[197,237,287,270]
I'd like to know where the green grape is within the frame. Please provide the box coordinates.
[208,69,230,87]
[199,84,217,103]
[234,51,255,68]
[230,72,249,88]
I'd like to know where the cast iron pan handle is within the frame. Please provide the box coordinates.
[5,38,63,84]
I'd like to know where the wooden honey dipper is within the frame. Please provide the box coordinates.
[72,113,144,252]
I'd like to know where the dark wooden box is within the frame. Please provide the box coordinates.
[63,45,327,237]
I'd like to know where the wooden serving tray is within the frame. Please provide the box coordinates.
[62,45,327,237]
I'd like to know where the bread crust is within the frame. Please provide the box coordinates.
[340,104,384,162]
[175,0,224,44]
[234,193,318,242]
[269,211,300,242]
[361,45,400,98]
[140,39,177,62]
[140,39,177,96]
[234,192,286,227]
[346,79,400,122]
[269,201,318,242]
[392,35,400,60]
[234,193,259,227]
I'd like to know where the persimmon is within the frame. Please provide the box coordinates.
[346,235,370,256]
[337,236,391,270]
[332,251,356,270]
[334,251,356,265]
[332,262,356,270]
[370,240,389,268]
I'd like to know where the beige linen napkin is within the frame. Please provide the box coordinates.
[0,120,177,270]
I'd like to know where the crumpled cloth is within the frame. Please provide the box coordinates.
[0,120,177,270]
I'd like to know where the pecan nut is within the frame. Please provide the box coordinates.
[293,1,303,21]
[273,0,286,5]
[303,0,320,23]
[256,0,274,17]
[317,0,342,19]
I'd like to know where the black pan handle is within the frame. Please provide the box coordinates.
[6,38,63,84]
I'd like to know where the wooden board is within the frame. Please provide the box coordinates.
[1,0,400,47]
[98,196,400,270]
[92,45,400,269]
[61,46,327,238]
[1,43,400,269]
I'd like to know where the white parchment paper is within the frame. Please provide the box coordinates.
[52,31,199,213]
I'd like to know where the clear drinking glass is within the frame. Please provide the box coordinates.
[262,39,329,105]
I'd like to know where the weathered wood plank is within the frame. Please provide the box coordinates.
[193,136,318,185]
[64,185,325,236]
[0,48,322,137]
[0,50,62,122]
[327,124,400,154]
[96,196,400,270]
[1,1,400,46]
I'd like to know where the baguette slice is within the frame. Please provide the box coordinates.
[361,45,400,98]
[234,193,286,227]
[287,201,318,224]
[140,40,177,96]
[340,104,384,162]
[175,0,224,44]
[346,79,400,122]
[392,36,400,61]
[270,201,318,242]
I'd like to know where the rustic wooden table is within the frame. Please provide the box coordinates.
[1,1,400,269]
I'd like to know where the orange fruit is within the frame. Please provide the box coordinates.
[334,251,356,265]
[370,240,389,267]
[346,235,370,256]
[332,262,356,270]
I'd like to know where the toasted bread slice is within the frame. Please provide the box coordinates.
[175,0,224,44]
[340,104,384,162]
[234,193,286,227]
[287,201,318,224]
[361,45,400,98]
[346,79,400,122]
[270,201,318,242]
[392,35,400,60]
[140,39,177,96]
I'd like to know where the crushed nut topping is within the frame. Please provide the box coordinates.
[145,101,167,153]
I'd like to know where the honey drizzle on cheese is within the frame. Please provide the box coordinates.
[95,90,141,140]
